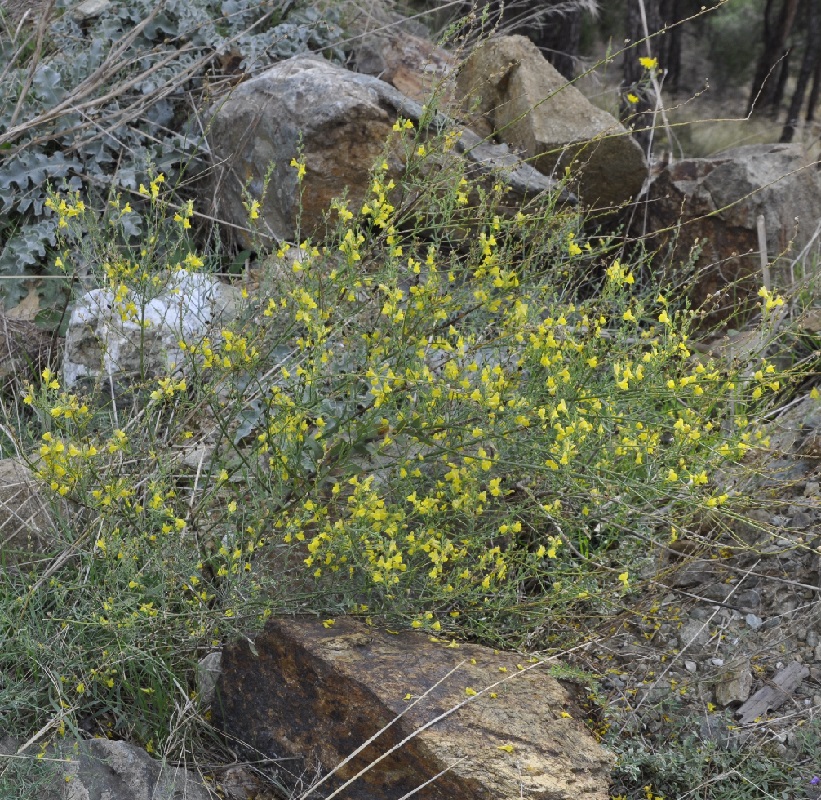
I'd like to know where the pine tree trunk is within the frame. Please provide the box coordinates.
[748,0,801,116]
[533,5,583,79]
[622,0,662,153]
[780,0,820,141]
[805,49,821,121]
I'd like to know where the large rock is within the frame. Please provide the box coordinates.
[455,35,647,208]
[209,56,408,247]
[214,616,612,800]
[63,269,240,396]
[352,29,457,104]
[0,737,211,800]
[640,144,821,322]
[0,457,61,566]
[208,55,566,247]
[456,127,574,210]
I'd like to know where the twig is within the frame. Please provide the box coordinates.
[636,0,676,165]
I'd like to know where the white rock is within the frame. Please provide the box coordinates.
[63,270,240,393]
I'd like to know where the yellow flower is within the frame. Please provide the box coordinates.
[639,56,658,70]
[290,157,307,180]
[497,743,514,753]
[465,687,477,697]
[618,571,629,587]
[627,92,639,104]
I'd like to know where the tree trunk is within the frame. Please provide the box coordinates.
[771,47,792,112]
[806,49,821,121]
[621,0,663,154]
[533,6,583,79]
[748,0,801,116]
[656,0,686,93]
[780,0,821,141]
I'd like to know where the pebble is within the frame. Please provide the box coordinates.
[745,614,763,630]
[807,631,819,648]
[685,660,697,673]
[678,619,710,650]
[791,511,814,529]
[815,643,821,662]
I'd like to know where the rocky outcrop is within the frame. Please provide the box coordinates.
[214,616,613,800]
[63,269,240,396]
[640,143,821,321]
[455,35,647,208]
[208,54,567,247]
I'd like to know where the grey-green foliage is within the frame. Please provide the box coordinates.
[0,0,343,315]
[0,756,60,800]
[609,718,819,800]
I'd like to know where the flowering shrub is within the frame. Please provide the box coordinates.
[4,115,792,753]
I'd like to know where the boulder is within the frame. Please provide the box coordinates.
[17,737,212,800]
[209,55,407,247]
[0,457,61,566]
[63,269,240,397]
[456,127,575,211]
[214,616,613,800]
[352,29,457,104]
[455,35,647,208]
[208,55,566,247]
[640,143,821,322]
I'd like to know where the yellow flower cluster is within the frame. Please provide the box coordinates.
[23,136,789,677]
[45,193,86,228]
